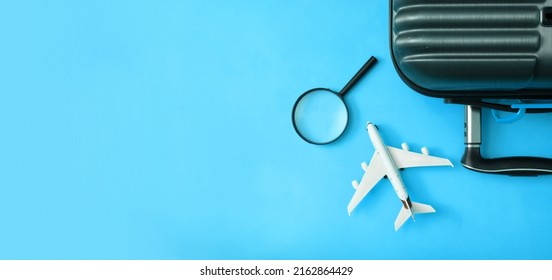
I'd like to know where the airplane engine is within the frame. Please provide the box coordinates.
[401,143,409,151]
[422,147,429,155]
[361,162,368,171]
[352,180,359,189]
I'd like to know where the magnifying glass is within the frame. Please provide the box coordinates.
[292,56,377,145]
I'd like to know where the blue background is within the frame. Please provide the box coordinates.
[1,0,552,259]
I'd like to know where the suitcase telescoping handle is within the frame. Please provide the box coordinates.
[461,105,552,176]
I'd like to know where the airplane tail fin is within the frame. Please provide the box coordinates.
[394,202,436,231]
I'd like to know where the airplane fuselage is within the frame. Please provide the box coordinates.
[367,123,411,207]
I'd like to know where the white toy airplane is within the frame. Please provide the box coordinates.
[348,122,453,231]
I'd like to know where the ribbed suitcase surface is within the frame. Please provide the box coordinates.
[391,0,552,98]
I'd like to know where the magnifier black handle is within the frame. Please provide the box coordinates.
[339,56,377,96]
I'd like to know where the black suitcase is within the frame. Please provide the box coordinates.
[390,0,552,175]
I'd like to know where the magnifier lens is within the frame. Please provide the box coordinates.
[293,89,348,144]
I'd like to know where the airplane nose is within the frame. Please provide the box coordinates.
[366,122,372,129]
[366,122,378,130]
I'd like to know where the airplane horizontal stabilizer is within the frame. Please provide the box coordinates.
[394,202,435,231]
[411,202,436,214]
[394,207,411,231]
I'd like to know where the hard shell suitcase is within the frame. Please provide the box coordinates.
[390,0,552,175]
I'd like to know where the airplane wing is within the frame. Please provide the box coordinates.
[388,146,453,169]
[347,152,387,215]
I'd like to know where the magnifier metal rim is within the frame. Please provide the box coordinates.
[291,87,350,145]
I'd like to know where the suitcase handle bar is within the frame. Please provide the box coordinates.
[461,105,552,176]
